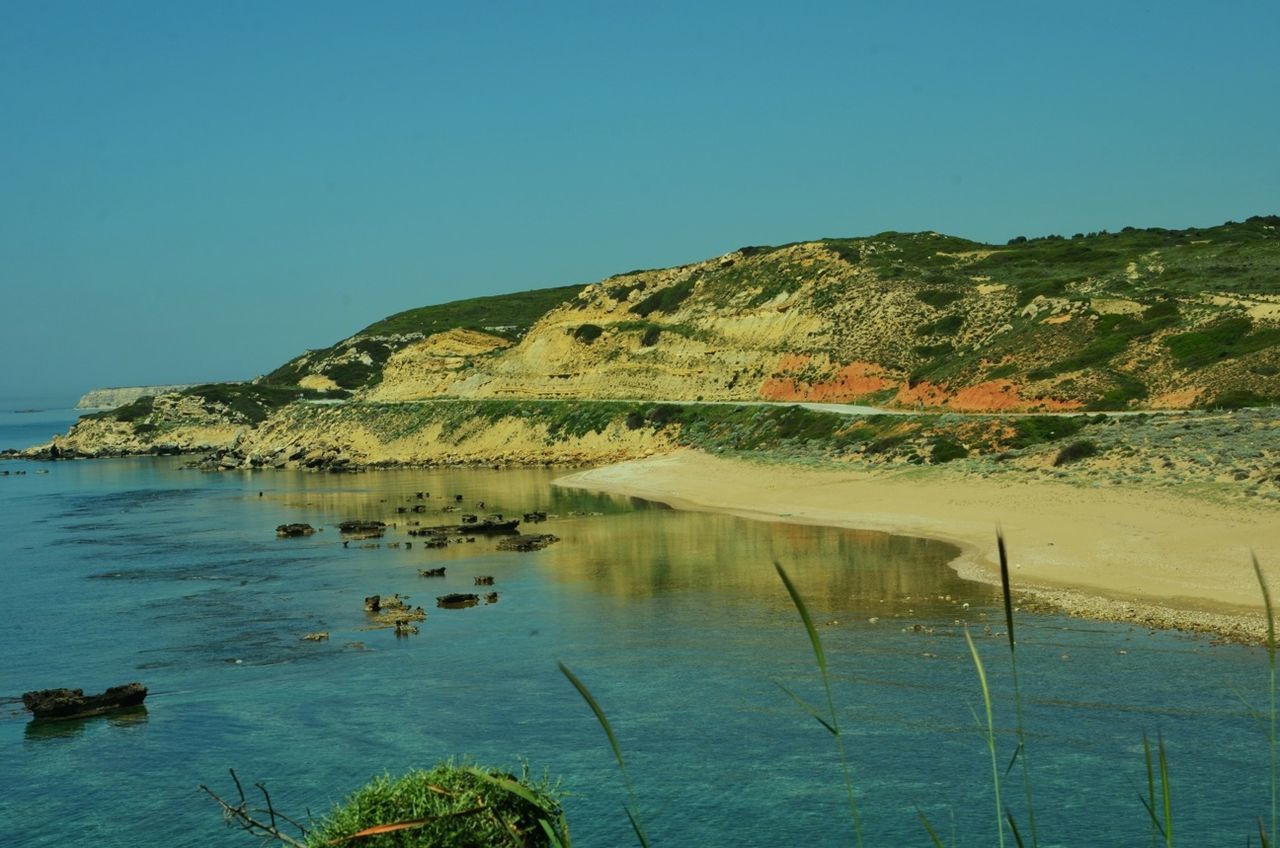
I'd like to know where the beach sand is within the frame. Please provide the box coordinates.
[554,449,1280,642]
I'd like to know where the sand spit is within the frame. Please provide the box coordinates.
[555,450,1280,644]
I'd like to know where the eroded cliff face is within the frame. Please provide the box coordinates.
[213,402,679,469]
[363,243,1081,410]
[364,329,512,401]
[357,233,1279,412]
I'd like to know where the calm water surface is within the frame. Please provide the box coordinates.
[0,449,1271,847]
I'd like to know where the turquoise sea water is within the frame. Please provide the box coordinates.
[0,409,1273,846]
[0,397,79,452]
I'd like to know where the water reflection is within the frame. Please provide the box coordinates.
[267,466,640,528]
[534,507,987,616]
[23,706,149,741]
[259,467,987,618]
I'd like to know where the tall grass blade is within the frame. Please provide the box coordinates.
[964,624,1005,848]
[1158,731,1173,847]
[558,662,651,848]
[1139,731,1173,846]
[917,808,947,848]
[1255,552,1276,848]
[1260,816,1270,848]
[998,530,1016,649]
[1006,810,1026,848]
[775,681,838,735]
[465,768,572,848]
[774,561,863,847]
[998,531,1039,847]
[1143,733,1161,848]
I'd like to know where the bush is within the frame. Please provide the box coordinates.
[630,276,697,317]
[1166,317,1280,369]
[640,325,661,347]
[1010,416,1085,448]
[1086,371,1149,410]
[1203,389,1272,409]
[913,342,954,359]
[645,404,682,425]
[324,359,382,389]
[304,762,567,848]
[1053,440,1099,466]
[915,314,964,337]
[930,436,968,463]
[573,324,603,343]
[916,289,963,309]
[112,395,155,422]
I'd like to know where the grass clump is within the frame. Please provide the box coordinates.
[304,762,568,848]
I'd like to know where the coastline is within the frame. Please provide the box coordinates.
[554,449,1280,644]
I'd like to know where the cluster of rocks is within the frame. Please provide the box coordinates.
[496,534,560,552]
[363,593,427,636]
[193,444,364,472]
[280,499,565,645]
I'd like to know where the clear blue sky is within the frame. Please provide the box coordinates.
[2,0,1277,401]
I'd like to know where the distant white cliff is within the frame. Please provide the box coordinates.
[76,385,196,409]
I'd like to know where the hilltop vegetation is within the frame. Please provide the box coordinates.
[264,284,584,390]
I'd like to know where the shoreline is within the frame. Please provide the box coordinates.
[553,449,1280,644]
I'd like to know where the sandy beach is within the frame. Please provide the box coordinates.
[555,449,1280,642]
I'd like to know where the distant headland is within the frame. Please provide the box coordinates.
[76,385,199,410]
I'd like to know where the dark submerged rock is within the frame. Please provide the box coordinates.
[22,683,148,720]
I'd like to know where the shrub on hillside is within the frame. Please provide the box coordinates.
[930,436,968,463]
[1053,440,1099,466]
[630,276,697,317]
